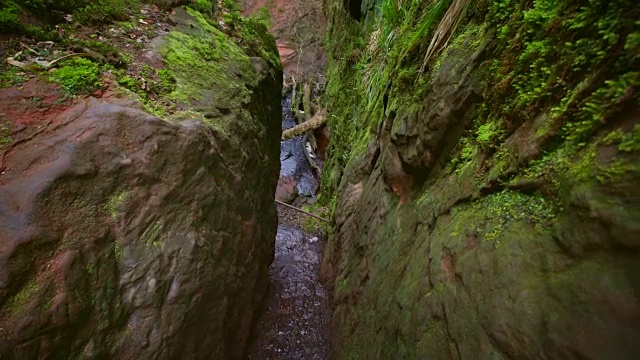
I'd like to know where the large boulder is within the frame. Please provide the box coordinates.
[0,7,282,360]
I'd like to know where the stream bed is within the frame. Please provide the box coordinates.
[248,226,331,360]
[247,95,331,359]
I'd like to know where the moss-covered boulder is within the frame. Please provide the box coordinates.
[0,4,282,360]
[321,0,639,358]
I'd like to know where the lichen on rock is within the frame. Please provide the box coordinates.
[0,2,282,359]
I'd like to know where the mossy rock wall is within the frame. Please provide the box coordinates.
[0,4,282,360]
[321,0,640,358]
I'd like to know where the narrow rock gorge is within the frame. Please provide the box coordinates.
[0,0,638,359]
[320,0,639,359]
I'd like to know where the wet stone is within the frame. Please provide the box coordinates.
[248,226,331,360]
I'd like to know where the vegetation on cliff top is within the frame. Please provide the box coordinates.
[1,0,279,120]
[321,0,639,208]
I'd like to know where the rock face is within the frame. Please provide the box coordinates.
[0,6,282,360]
[321,0,639,359]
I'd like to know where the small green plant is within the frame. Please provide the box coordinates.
[0,120,12,148]
[0,67,26,89]
[73,0,139,24]
[476,119,505,148]
[604,125,640,153]
[619,125,640,152]
[157,69,176,93]
[50,58,102,95]
[190,0,216,19]
[564,72,640,145]
[0,3,23,33]
[117,75,137,91]
[113,240,124,260]
[301,205,331,233]
[105,190,129,218]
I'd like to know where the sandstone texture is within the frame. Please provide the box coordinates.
[0,5,282,359]
[321,0,640,359]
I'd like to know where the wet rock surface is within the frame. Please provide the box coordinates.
[248,226,330,360]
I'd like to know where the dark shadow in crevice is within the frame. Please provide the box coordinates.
[343,0,362,21]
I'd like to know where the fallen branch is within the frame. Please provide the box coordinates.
[275,200,330,223]
[282,109,327,140]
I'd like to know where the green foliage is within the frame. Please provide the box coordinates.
[73,0,139,24]
[105,190,129,218]
[403,0,449,60]
[117,75,136,91]
[157,69,176,93]
[619,125,640,152]
[49,58,102,95]
[301,205,331,233]
[476,119,505,148]
[1,0,137,29]
[452,190,558,244]
[0,120,12,149]
[0,2,22,33]
[252,7,273,28]
[603,125,640,152]
[190,0,216,19]
[142,221,164,248]
[564,72,640,145]
[487,0,638,118]
[5,278,39,315]
[0,67,26,89]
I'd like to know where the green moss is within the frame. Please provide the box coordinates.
[0,66,26,89]
[189,0,216,18]
[159,10,257,118]
[0,120,11,149]
[0,2,22,33]
[451,190,559,245]
[117,75,136,91]
[113,241,123,260]
[476,119,505,148]
[6,278,39,315]
[301,205,331,233]
[105,190,130,218]
[142,221,164,248]
[431,23,487,75]
[49,58,102,95]
[73,0,139,24]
